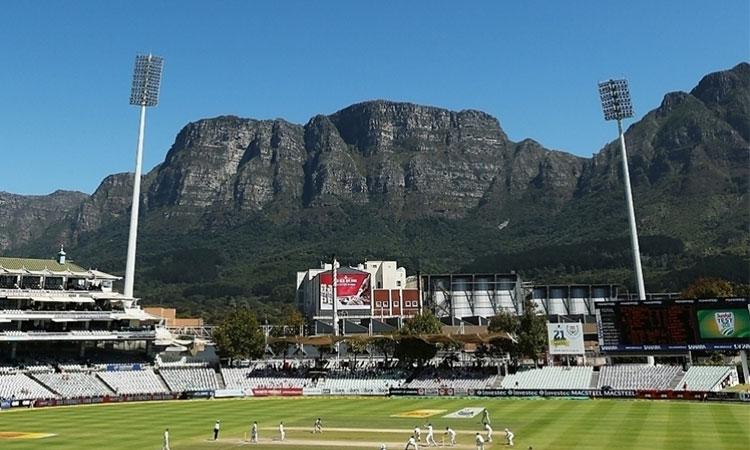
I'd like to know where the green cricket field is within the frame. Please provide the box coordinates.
[0,397,748,449]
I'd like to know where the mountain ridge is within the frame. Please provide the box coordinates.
[2,63,747,319]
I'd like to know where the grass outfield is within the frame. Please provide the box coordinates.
[0,397,748,450]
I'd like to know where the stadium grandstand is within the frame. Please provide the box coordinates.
[0,252,747,410]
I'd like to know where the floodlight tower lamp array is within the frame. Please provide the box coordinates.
[124,54,163,299]
[598,78,646,302]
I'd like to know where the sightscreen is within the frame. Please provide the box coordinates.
[595,297,750,352]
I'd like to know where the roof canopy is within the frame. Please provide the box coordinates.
[0,257,120,280]
[267,332,513,346]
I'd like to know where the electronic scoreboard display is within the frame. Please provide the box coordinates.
[595,297,750,352]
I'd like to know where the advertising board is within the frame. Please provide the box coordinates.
[319,270,371,310]
[547,322,585,354]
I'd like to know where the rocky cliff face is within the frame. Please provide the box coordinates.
[0,190,87,251]
[2,63,747,267]
[142,100,582,220]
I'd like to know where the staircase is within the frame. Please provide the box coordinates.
[668,370,686,390]
[589,371,599,389]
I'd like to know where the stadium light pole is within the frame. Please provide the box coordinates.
[124,54,164,298]
[332,256,339,337]
[598,79,646,302]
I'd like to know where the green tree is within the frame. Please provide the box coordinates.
[395,311,443,366]
[282,305,306,335]
[400,310,442,334]
[516,299,548,365]
[681,277,735,299]
[488,309,520,356]
[267,305,306,359]
[370,337,396,366]
[488,299,547,365]
[212,307,265,362]
[346,336,369,366]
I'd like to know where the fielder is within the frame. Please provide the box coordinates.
[425,423,437,447]
[279,421,286,441]
[445,426,456,446]
[162,428,170,450]
[213,420,221,440]
[484,423,493,442]
[413,425,422,442]
[314,417,323,434]
[505,428,514,446]
[405,435,419,450]
[475,432,485,450]
[251,421,258,443]
[482,408,491,425]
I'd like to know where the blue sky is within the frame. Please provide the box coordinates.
[1,1,748,195]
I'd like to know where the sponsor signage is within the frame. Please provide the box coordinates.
[443,407,485,419]
[319,270,371,310]
[596,297,750,352]
[214,389,244,398]
[547,323,585,355]
[474,389,638,398]
[251,388,303,397]
[390,387,424,396]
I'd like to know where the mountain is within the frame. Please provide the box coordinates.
[2,63,748,321]
[0,190,87,251]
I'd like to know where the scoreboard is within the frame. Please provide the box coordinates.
[595,297,750,352]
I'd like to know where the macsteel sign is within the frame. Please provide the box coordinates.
[319,271,371,310]
[547,323,585,355]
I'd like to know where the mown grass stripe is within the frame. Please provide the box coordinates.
[0,397,747,450]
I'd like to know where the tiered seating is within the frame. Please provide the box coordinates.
[160,368,218,392]
[317,371,406,395]
[221,368,312,390]
[501,366,593,389]
[405,375,499,391]
[34,372,113,398]
[24,365,53,374]
[97,369,169,395]
[677,366,737,391]
[0,373,56,399]
[597,365,681,390]
[402,367,500,392]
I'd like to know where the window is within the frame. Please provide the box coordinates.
[404,301,411,307]
[394,301,399,307]
[376,301,381,307]
[396,280,402,287]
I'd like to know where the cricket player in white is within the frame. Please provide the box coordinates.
[445,426,456,446]
[163,428,170,450]
[484,423,493,442]
[425,423,437,446]
[251,421,258,443]
[482,408,491,425]
[279,422,286,441]
[405,435,419,450]
[314,417,323,434]
[213,420,221,440]
[475,432,485,450]
[505,428,514,446]
[413,426,421,442]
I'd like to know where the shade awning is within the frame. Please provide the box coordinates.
[32,296,95,303]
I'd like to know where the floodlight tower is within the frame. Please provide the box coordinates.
[332,255,339,337]
[124,54,164,298]
[598,79,646,301]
